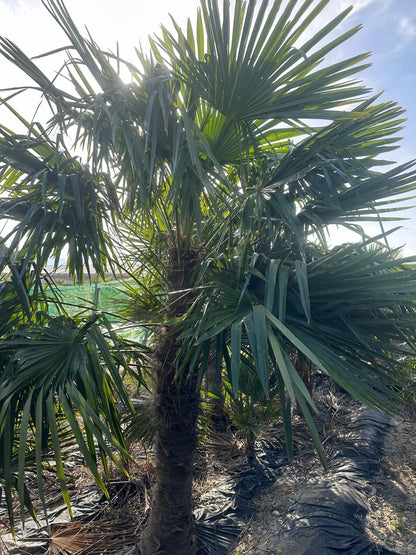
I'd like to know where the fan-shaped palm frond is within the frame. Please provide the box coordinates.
[0,116,118,282]
[0,296,139,533]
[179,239,416,465]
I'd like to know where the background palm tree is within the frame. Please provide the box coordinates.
[0,266,143,534]
[1,1,416,553]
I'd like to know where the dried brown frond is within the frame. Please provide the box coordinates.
[202,431,243,459]
[46,519,137,555]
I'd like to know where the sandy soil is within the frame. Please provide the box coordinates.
[365,417,416,554]
[231,414,416,554]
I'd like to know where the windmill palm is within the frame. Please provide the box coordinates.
[0,267,143,534]
[1,1,416,553]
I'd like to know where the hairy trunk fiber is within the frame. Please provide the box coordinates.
[140,335,199,554]
[245,428,256,460]
[140,242,200,554]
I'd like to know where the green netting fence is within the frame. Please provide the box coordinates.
[48,281,144,341]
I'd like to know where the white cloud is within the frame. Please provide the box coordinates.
[399,16,416,40]
[350,0,391,12]
[321,0,391,19]
[392,15,416,52]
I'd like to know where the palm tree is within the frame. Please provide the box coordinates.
[1,1,416,553]
[0,266,142,534]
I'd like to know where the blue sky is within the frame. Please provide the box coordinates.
[0,0,415,252]
[344,0,416,163]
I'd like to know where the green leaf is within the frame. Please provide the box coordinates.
[278,265,289,323]
[261,306,325,372]
[294,382,328,471]
[245,306,269,397]
[231,322,242,397]
[46,393,72,517]
[18,390,34,524]
[295,260,311,323]
[267,328,295,402]
[266,258,280,311]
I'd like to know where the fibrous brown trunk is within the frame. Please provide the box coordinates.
[140,241,200,554]
[245,428,256,460]
[140,334,199,554]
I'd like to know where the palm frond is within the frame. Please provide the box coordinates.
[0,308,136,531]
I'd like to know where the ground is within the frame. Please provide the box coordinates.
[232,413,416,554]
[1,396,415,554]
[365,417,416,554]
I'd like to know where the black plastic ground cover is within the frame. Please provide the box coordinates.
[194,451,288,554]
[195,406,398,555]
[2,405,397,554]
[2,484,137,554]
[271,408,398,554]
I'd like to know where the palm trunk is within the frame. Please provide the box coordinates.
[245,428,256,460]
[140,241,200,554]
[140,334,199,554]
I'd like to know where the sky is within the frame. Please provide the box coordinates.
[0,0,415,253]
